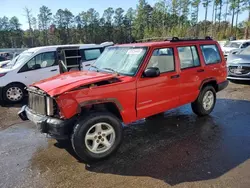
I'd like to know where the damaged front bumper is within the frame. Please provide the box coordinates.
[18,105,76,140]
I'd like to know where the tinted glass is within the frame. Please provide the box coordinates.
[147,48,175,73]
[200,45,221,64]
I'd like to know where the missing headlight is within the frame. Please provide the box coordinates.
[46,97,54,116]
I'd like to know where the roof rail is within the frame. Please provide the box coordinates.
[136,37,168,42]
[136,36,213,43]
[169,36,213,42]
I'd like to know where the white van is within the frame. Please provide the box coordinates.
[0,42,113,103]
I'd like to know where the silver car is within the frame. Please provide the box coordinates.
[227,46,250,80]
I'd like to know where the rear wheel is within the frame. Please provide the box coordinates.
[191,86,216,116]
[3,83,25,103]
[71,112,123,162]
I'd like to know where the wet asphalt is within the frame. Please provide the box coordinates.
[1,81,250,188]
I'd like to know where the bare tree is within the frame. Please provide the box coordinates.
[24,7,34,46]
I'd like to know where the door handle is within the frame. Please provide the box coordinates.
[197,69,205,72]
[50,69,58,72]
[170,74,180,79]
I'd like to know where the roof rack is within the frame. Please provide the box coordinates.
[169,36,213,42]
[136,36,213,43]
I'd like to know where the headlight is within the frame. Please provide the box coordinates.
[46,97,54,116]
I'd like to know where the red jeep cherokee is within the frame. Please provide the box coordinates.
[19,37,228,162]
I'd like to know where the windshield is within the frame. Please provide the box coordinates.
[239,46,250,55]
[91,46,147,76]
[224,41,241,48]
[5,51,33,69]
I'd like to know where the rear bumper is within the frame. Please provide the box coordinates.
[218,80,229,92]
[18,105,76,140]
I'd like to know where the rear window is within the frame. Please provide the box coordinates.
[200,45,221,65]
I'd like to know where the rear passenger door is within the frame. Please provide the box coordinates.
[136,47,180,119]
[177,45,205,105]
[80,48,102,70]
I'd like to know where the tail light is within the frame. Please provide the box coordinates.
[0,73,6,77]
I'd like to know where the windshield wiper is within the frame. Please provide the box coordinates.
[103,67,120,75]
[90,65,99,72]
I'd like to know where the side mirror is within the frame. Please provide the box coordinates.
[143,67,160,77]
[32,64,41,70]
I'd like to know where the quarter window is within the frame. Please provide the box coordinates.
[200,45,221,65]
[146,48,175,73]
[177,46,200,69]
[84,49,101,61]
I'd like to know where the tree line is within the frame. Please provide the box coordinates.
[0,0,250,48]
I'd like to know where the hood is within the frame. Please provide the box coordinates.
[221,46,237,52]
[33,71,118,96]
[222,47,238,52]
[227,54,250,65]
[0,67,13,73]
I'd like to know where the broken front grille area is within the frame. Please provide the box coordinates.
[27,87,47,115]
[26,87,56,116]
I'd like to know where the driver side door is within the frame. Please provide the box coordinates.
[17,52,59,86]
[136,47,180,119]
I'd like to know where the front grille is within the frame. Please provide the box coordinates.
[28,87,47,115]
[229,66,250,75]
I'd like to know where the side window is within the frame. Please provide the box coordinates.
[27,56,37,69]
[84,49,101,61]
[42,52,56,67]
[177,46,200,69]
[241,42,250,49]
[146,48,175,73]
[200,45,221,65]
[22,52,56,72]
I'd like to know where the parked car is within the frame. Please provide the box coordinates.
[0,52,12,60]
[221,39,250,58]
[0,56,7,62]
[0,60,11,67]
[0,42,113,103]
[218,40,227,47]
[19,37,228,162]
[227,46,250,80]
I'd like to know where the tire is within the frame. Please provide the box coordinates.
[71,112,123,162]
[3,83,25,103]
[56,139,70,144]
[191,85,216,116]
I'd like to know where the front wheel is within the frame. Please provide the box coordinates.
[191,86,216,116]
[3,83,25,103]
[71,112,123,162]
